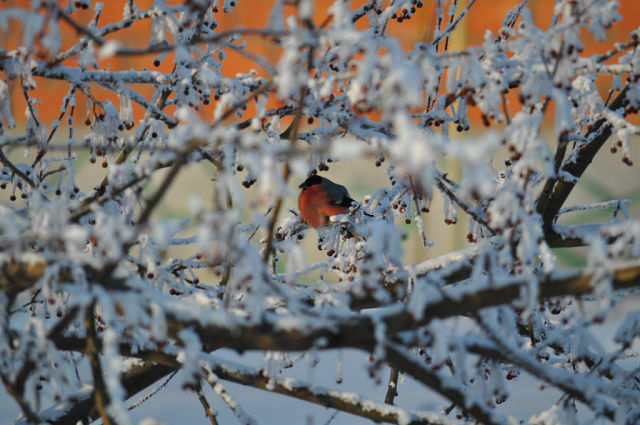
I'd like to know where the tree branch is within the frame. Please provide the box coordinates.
[384,343,505,425]
[536,86,630,234]
[85,299,117,425]
[204,355,459,425]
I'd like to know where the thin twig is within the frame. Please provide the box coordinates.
[128,371,178,411]
[136,140,204,227]
[432,0,477,47]
[262,44,312,262]
[21,80,41,128]
[55,5,105,46]
[323,410,340,425]
[384,366,400,405]
[473,311,618,420]
[85,299,116,425]
[384,343,504,425]
[69,158,173,223]
[435,174,494,234]
[196,389,220,425]
[201,356,452,425]
[0,149,36,188]
[40,166,66,180]
[202,364,256,425]
[210,80,274,129]
[0,370,40,424]
[501,93,511,125]
[112,29,288,57]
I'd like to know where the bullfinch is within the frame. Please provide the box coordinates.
[298,175,355,228]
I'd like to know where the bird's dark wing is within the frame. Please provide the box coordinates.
[321,178,355,207]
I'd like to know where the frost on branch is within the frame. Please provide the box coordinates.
[1,1,640,425]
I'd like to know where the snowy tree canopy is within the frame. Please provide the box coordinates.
[1,0,640,424]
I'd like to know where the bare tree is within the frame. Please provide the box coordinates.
[1,1,640,424]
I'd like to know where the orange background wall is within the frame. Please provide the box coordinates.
[1,0,638,127]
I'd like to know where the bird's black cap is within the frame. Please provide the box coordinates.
[299,174,323,189]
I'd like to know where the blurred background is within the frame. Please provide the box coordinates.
[1,0,639,269]
[2,2,640,424]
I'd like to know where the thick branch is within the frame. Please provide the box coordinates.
[536,87,630,233]
[160,260,640,353]
[15,255,640,355]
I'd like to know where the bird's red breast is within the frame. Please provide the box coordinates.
[298,175,354,228]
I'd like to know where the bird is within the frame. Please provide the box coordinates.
[298,175,355,228]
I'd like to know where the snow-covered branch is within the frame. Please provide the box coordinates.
[1,1,639,424]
